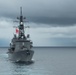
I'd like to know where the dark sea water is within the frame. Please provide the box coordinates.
[0,47,76,75]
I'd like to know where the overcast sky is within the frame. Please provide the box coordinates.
[0,0,76,47]
[0,0,76,25]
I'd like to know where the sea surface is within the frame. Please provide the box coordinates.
[0,47,76,75]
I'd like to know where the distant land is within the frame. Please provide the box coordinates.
[0,46,76,48]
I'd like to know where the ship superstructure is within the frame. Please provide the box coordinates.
[7,7,34,62]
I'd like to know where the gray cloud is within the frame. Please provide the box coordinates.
[27,17,76,26]
[0,0,76,25]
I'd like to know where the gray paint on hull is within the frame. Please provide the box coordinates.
[8,50,34,62]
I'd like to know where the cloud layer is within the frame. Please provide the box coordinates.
[0,18,76,46]
[0,0,76,25]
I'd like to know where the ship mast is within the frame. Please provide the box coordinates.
[20,7,23,23]
[18,7,25,38]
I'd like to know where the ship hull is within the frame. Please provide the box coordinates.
[7,50,34,62]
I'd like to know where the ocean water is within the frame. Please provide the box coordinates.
[0,47,76,75]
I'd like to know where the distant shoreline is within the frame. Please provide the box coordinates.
[0,46,76,48]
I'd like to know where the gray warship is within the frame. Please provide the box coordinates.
[7,7,34,62]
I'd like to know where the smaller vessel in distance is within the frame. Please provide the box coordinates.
[7,7,34,62]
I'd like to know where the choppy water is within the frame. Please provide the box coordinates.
[0,47,76,75]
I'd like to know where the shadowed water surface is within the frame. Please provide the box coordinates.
[0,47,76,75]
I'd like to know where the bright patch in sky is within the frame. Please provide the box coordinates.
[0,18,76,46]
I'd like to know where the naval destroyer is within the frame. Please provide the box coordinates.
[7,7,34,62]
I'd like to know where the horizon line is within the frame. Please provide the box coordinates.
[0,46,76,48]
